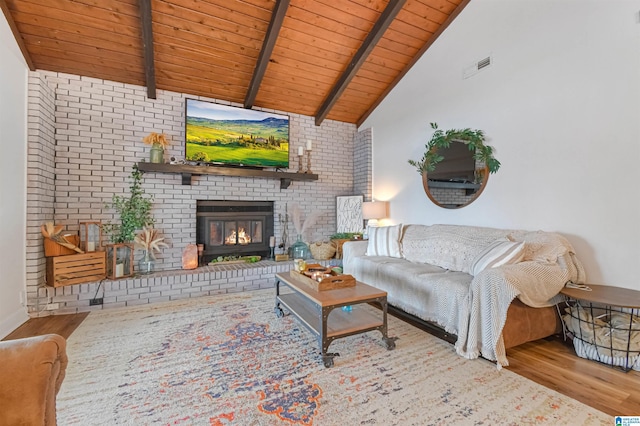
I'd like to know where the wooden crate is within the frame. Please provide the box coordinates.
[46,252,106,287]
[289,268,356,292]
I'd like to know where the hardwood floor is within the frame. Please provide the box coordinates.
[2,312,88,341]
[508,336,640,416]
[3,313,638,416]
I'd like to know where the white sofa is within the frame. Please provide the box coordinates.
[343,224,585,368]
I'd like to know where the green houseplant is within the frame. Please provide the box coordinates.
[103,164,154,243]
[408,123,501,175]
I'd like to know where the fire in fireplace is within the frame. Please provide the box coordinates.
[196,201,274,263]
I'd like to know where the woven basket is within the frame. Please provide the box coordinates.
[309,241,336,260]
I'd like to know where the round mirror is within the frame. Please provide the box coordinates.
[421,141,489,209]
[408,123,500,209]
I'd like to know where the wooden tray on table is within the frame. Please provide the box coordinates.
[289,264,356,291]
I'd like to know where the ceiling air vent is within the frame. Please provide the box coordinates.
[463,55,493,79]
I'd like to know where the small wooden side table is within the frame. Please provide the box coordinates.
[560,284,640,372]
[560,284,640,308]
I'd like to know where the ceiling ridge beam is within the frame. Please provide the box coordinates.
[356,0,472,127]
[0,0,35,70]
[244,0,291,109]
[139,0,156,99]
[314,0,407,126]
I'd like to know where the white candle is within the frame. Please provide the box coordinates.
[306,140,312,151]
[115,263,124,278]
[298,146,304,156]
[87,241,95,252]
[269,236,276,247]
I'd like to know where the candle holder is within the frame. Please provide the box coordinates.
[197,244,204,266]
[269,236,276,260]
[79,221,102,252]
[305,149,313,174]
[105,243,133,279]
[297,154,304,173]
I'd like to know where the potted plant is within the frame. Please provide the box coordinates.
[103,164,154,243]
[102,164,154,278]
[143,132,170,164]
[408,123,501,175]
[330,232,363,259]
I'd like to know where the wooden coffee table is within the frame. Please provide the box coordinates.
[275,271,396,367]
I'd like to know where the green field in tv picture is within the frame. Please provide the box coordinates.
[186,118,289,167]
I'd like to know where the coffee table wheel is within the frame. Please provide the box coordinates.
[322,356,334,368]
[383,337,397,350]
[274,306,284,318]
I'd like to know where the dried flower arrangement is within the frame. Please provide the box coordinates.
[142,132,170,147]
[290,203,324,239]
[134,227,168,260]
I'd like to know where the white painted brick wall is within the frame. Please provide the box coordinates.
[26,74,56,312]
[26,71,365,315]
[354,127,373,201]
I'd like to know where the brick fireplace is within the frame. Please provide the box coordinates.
[25,71,373,315]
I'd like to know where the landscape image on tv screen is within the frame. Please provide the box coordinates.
[185,99,290,168]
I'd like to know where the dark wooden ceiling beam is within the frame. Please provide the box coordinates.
[138,0,156,99]
[244,0,290,109]
[356,0,472,127]
[314,0,407,126]
[0,0,35,70]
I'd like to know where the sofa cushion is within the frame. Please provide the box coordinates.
[470,239,526,276]
[366,224,402,258]
[401,224,511,273]
[345,253,472,335]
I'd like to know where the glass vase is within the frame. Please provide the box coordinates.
[149,143,164,164]
[290,234,311,260]
[138,250,155,275]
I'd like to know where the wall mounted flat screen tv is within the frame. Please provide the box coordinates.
[185,99,290,168]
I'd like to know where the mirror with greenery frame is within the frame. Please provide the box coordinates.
[408,123,501,209]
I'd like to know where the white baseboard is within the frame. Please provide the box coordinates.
[0,307,29,339]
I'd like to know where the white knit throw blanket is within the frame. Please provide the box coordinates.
[455,230,586,368]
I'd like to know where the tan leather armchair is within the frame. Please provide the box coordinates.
[0,334,68,426]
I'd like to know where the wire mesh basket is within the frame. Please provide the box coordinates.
[561,301,640,372]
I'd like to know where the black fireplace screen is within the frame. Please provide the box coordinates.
[197,201,273,263]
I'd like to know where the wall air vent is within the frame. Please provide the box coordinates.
[463,54,493,79]
[477,56,491,70]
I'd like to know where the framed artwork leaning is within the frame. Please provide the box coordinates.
[336,195,364,233]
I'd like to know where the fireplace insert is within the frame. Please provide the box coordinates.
[196,201,274,264]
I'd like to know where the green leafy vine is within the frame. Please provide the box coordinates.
[103,164,154,243]
[408,123,501,174]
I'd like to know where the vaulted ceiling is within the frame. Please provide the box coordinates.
[1,0,469,126]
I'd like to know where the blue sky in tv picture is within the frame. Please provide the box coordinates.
[185,99,290,168]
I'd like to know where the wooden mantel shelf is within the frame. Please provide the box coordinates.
[137,162,318,189]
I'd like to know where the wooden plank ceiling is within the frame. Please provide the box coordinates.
[1,0,469,126]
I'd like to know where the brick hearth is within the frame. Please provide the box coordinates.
[37,259,334,315]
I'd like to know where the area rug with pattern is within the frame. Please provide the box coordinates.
[57,288,610,425]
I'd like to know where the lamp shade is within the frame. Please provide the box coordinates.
[362,201,389,220]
